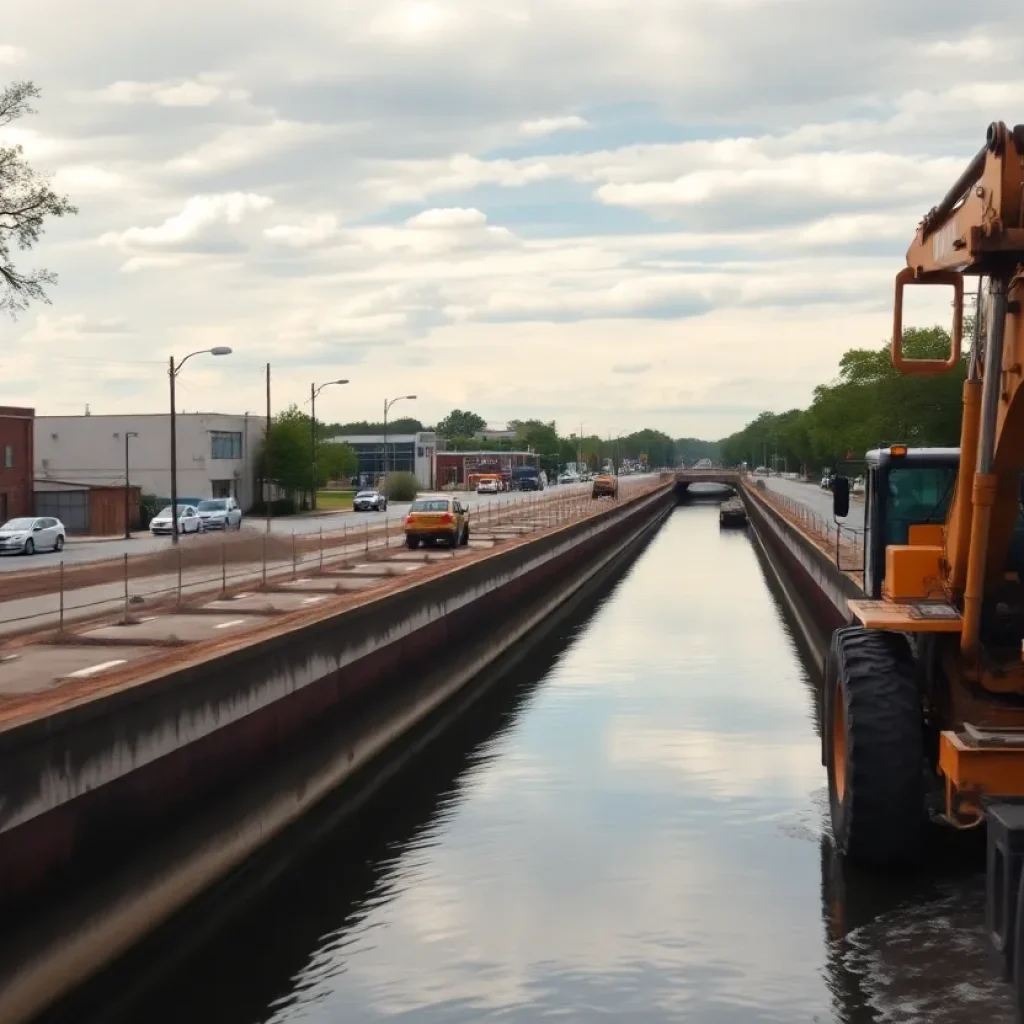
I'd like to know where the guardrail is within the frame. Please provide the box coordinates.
[0,477,668,638]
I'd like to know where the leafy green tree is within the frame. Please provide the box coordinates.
[437,409,486,440]
[318,442,358,483]
[0,82,76,317]
[319,417,423,437]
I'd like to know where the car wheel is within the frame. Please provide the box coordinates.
[23,538,34,556]
[55,535,65,552]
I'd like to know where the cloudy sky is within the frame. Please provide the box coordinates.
[0,1,1016,438]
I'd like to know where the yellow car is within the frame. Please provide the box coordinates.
[404,495,470,548]
[591,473,618,498]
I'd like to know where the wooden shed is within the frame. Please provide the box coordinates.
[34,480,142,536]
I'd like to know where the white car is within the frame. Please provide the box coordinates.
[476,478,500,494]
[197,497,242,530]
[150,504,203,536]
[0,516,66,555]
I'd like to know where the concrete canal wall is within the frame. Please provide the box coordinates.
[741,482,862,661]
[0,484,674,928]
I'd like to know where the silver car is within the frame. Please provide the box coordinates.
[353,490,388,512]
[0,516,66,555]
[197,497,242,530]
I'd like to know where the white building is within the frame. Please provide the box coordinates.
[35,413,267,510]
[324,431,437,490]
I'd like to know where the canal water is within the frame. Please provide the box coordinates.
[51,503,1013,1023]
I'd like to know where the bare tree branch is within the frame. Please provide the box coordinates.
[0,80,76,318]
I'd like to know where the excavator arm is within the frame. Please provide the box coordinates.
[893,121,1024,658]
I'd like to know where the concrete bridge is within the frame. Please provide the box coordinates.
[675,468,742,494]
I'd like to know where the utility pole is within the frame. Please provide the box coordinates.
[169,356,178,543]
[310,379,349,511]
[383,394,417,483]
[123,431,138,539]
[265,363,272,534]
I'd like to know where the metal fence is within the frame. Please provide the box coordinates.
[748,479,864,570]
[1,477,664,639]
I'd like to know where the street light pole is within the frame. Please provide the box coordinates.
[382,394,417,482]
[310,379,349,511]
[169,346,233,545]
[124,430,138,539]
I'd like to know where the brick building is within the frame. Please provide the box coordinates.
[0,406,34,522]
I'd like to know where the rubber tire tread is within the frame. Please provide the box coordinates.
[827,627,924,867]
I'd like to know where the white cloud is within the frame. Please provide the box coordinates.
[519,115,588,137]
[81,77,247,107]
[167,120,334,174]
[263,214,339,248]
[0,45,26,65]
[99,192,273,251]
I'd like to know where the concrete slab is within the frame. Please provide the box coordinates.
[82,613,262,645]
[341,563,422,577]
[201,591,331,613]
[277,575,382,592]
[0,645,158,696]
[388,551,461,563]
[468,539,496,548]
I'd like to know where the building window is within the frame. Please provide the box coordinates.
[417,447,424,457]
[211,431,242,459]
[4,445,12,469]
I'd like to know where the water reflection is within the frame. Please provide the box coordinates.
[46,506,1015,1023]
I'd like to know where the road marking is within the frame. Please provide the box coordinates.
[214,619,246,629]
[233,592,253,600]
[136,616,156,623]
[301,596,326,605]
[69,659,127,678]
[0,654,20,664]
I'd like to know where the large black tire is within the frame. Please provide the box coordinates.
[23,538,34,556]
[406,536,420,550]
[826,627,925,867]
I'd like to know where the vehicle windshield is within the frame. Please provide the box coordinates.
[884,465,957,546]
[157,506,189,518]
[2,518,34,531]
[355,491,377,498]
[198,500,227,511]
[410,499,450,512]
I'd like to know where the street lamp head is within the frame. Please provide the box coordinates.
[333,379,350,385]
[406,394,417,400]
[210,346,232,356]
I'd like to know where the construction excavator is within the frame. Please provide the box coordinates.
[824,121,1024,1012]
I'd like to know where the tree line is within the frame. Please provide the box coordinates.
[718,326,966,472]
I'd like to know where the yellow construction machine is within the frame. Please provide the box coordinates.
[824,121,1024,1009]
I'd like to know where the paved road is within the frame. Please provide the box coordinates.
[758,474,865,535]
[0,483,601,575]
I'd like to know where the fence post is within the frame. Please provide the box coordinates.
[123,552,129,621]
[292,532,297,578]
[319,526,324,571]
[59,560,64,633]
[262,534,267,587]
[221,541,227,595]
[365,521,369,553]
[176,544,182,605]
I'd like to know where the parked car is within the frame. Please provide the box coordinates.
[196,497,242,530]
[820,470,833,490]
[0,516,66,555]
[404,495,469,548]
[150,504,202,535]
[353,489,388,512]
[476,477,500,494]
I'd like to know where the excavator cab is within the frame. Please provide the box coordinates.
[834,447,959,598]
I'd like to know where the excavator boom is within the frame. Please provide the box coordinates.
[906,122,1024,276]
